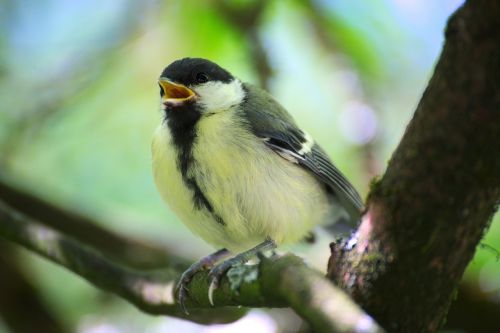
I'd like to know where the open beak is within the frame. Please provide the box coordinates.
[158,78,196,107]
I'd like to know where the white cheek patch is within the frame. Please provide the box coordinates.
[194,79,245,111]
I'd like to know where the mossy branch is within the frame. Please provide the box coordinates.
[0,199,383,333]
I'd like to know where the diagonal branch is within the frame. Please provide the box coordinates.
[0,199,245,325]
[0,199,383,333]
[0,177,177,269]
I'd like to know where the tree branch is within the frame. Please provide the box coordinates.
[328,1,500,332]
[211,0,273,89]
[0,199,245,325]
[0,200,383,333]
[0,177,178,269]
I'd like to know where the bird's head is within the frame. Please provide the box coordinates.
[158,58,245,115]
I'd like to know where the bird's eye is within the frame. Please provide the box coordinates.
[158,83,165,96]
[196,72,209,83]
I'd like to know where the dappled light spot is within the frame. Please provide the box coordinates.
[136,281,176,305]
[339,101,378,145]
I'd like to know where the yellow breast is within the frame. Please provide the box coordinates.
[152,111,330,252]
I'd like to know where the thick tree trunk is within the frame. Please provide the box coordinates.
[328,1,500,332]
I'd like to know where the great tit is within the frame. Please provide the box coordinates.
[152,58,363,311]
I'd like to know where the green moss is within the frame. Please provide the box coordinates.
[367,176,387,204]
[440,287,460,328]
[368,176,382,194]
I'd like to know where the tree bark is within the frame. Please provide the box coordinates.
[328,1,500,332]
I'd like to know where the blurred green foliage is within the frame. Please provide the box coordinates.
[0,0,497,332]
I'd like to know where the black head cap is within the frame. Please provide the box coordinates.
[160,58,234,87]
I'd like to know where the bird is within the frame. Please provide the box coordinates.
[152,58,364,312]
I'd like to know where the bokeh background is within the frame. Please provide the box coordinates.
[0,1,498,332]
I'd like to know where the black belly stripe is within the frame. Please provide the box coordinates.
[165,105,226,226]
[213,214,225,225]
[185,178,226,226]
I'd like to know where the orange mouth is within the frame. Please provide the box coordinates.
[158,78,196,106]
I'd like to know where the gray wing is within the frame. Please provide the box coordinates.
[240,83,364,223]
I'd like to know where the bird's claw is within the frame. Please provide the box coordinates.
[175,248,230,314]
[207,278,218,306]
[207,257,244,306]
[177,284,190,315]
[177,243,274,310]
[176,269,196,315]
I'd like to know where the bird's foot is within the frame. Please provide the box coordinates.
[176,248,229,314]
[207,254,248,306]
[206,239,277,306]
